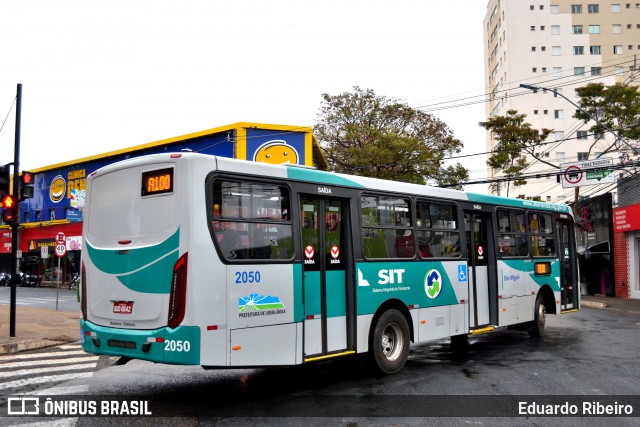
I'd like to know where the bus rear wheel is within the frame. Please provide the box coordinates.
[529,294,546,337]
[371,309,410,374]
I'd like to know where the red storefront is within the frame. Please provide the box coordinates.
[612,203,640,299]
[19,221,82,284]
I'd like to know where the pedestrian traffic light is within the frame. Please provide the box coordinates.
[1,194,18,224]
[0,164,10,195]
[19,171,34,201]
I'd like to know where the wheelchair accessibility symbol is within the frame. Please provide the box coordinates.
[458,265,468,282]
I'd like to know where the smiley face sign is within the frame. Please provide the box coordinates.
[253,140,300,165]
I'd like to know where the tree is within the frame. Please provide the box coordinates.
[314,87,468,188]
[574,82,640,160]
[479,109,553,196]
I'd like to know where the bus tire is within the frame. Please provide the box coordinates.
[371,309,410,374]
[529,294,546,338]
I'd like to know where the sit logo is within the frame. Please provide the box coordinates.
[424,269,442,299]
[358,268,405,287]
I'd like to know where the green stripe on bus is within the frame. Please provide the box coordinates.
[86,228,180,294]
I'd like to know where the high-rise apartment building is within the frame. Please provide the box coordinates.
[483,0,639,203]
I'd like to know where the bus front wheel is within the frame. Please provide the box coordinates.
[529,294,546,337]
[371,309,410,374]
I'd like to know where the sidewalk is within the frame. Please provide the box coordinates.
[1,295,640,355]
[0,305,80,355]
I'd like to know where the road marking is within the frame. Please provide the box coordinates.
[1,356,97,369]
[28,384,90,395]
[0,372,94,391]
[0,350,88,361]
[0,362,97,379]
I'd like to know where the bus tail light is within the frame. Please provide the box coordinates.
[81,262,87,321]
[168,253,188,329]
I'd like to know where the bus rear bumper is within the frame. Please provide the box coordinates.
[80,319,201,365]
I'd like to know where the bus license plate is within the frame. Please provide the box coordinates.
[113,301,133,314]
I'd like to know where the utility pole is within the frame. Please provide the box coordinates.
[9,83,22,337]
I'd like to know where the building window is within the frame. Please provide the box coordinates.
[532,46,537,51]
[589,25,600,33]
[555,131,565,141]
[551,4,560,13]
[540,25,545,30]
[615,66,624,75]
[577,131,588,139]
[554,110,564,119]
[542,67,547,72]
[541,46,546,51]
[594,132,604,139]
[628,24,632,29]
[629,44,634,50]
[578,152,589,161]
[540,5,544,9]
[571,4,583,13]
[591,67,602,75]
[552,46,562,55]
[612,24,622,33]
[614,45,623,54]
[573,25,584,34]
[612,3,621,12]
[588,4,599,13]
[556,152,566,161]
[531,25,536,31]
[551,25,561,34]
[530,5,535,10]
[534,110,539,115]
[574,67,586,75]
[590,45,601,54]
[573,46,584,55]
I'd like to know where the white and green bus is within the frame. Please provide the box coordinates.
[80,153,579,374]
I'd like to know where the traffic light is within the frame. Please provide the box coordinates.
[0,164,9,195]
[1,194,18,224]
[19,171,34,201]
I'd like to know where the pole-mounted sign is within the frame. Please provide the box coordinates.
[560,158,615,188]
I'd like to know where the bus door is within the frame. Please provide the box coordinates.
[557,219,579,311]
[464,211,493,328]
[300,196,351,358]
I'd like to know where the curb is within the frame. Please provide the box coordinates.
[0,336,77,355]
[581,301,607,309]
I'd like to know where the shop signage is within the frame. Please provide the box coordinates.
[613,204,640,233]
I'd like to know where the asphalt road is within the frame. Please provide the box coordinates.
[0,285,80,312]
[2,301,639,425]
[57,307,640,424]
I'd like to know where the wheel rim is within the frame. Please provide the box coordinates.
[380,322,404,361]
[537,303,546,330]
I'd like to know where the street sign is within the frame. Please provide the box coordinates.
[560,158,615,188]
[56,232,66,245]
[41,246,49,259]
[55,243,66,257]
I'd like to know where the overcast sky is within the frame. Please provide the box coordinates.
[1,0,489,187]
